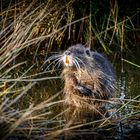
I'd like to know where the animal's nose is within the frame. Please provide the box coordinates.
[65,50,71,55]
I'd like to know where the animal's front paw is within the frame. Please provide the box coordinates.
[74,85,93,97]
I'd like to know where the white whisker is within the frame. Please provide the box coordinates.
[57,58,63,68]
[43,54,62,66]
[74,59,80,70]
[53,58,63,70]
[73,60,79,71]
[75,56,86,69]
[45,56,62,71]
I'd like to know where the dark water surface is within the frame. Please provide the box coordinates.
[37,50,140,139]
[5,47,140,139]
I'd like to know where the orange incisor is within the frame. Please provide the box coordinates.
[65,55,69,64]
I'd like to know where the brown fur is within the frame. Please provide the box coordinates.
[61,44,116,113]
[62,67,112,110]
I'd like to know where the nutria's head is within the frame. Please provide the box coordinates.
[62,44,90,68]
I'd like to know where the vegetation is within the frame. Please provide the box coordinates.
[0,0,140,139]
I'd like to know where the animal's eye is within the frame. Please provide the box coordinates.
[85,49,90,56]
[65,50,71,55]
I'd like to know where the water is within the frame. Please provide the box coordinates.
[42,49,140,139]
[2,48,140,139]
[36,52,140,139]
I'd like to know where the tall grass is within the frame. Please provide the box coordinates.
[0,0,140,139]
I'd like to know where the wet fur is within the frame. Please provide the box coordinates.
[62,44,116,110]
[46,44,116,112]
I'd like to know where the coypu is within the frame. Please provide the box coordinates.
[47,44,116,112]
[61,44,116,111]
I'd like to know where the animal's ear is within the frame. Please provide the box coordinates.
[85,48,91,56]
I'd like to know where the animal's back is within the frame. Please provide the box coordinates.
[92,51,116,79]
